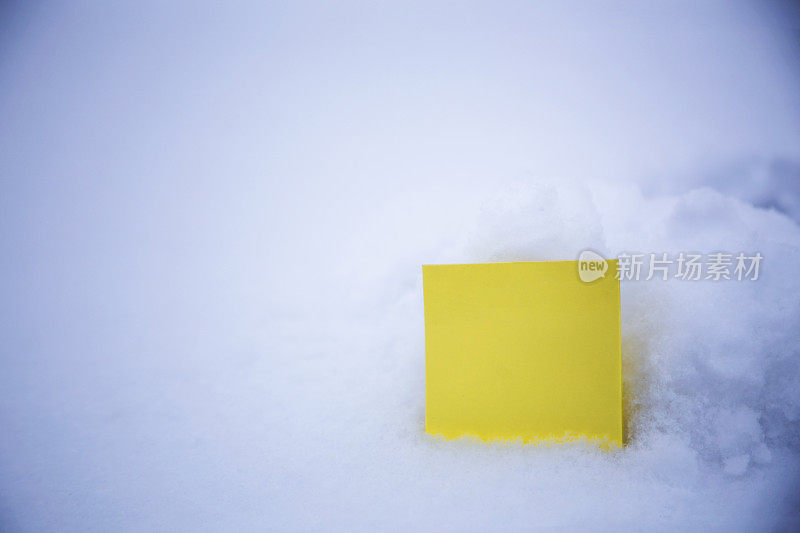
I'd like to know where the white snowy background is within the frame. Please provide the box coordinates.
[1,1,800,530]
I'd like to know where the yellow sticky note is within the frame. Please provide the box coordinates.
[423,260,622,445]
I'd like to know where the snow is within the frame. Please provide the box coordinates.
[1,2,800,531]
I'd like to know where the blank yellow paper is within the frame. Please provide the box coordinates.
[423,260,622,445]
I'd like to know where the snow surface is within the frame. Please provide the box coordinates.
[1,2,800,531]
